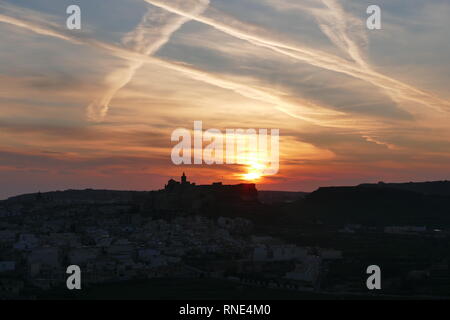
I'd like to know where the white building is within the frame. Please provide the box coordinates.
[0,230,16,244]
[272,245,308,261]
[14,233,40,251]
[384,226,427,234]
[285,255,321,283]
[28,247,60,268]
[138,248,160,262]
[252,246,269,261]
[107,239,135,261]
[68,247,101,265]
[319,248,343,260]
[0,261,16,272]
[252,245,309,261]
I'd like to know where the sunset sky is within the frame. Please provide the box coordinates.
[0,0,449,199]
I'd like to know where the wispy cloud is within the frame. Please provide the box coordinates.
[144,0,450,114]
[87,0,210,121]
[1,0,450,196]
[0,3,358,128]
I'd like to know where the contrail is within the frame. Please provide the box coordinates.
[87,0,210,121]
[0,10,367,129]
[309,0,401,148]
[143,0,450,113]
[312,0,369,68]
[264,0,433,149]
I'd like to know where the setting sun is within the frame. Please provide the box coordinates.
[242,172,262,181]
[241,162,267,181]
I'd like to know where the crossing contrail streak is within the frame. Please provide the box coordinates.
[87,0,210,121]
[312,0,369,68]
[0,10,364,129]
[143,0,450,113]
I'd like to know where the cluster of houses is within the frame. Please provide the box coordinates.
[0,198,344,298]
[0,178,344,298]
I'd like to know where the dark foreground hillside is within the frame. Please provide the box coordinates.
[285,182,450,228]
